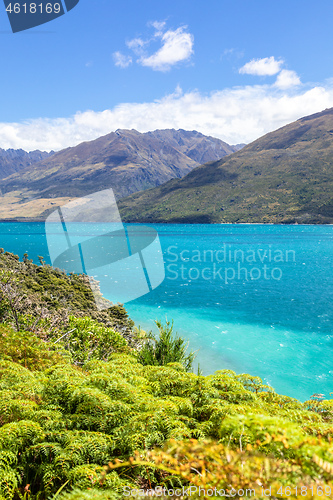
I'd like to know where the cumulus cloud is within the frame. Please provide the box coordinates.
[275,69,301,89]
[239,56,284,76]
[239,55,301,89]
[114,21,194,71]
[139,26,194,71]
[1,82,333,152]
[112,51,132,69]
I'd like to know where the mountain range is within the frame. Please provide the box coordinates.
[0,148,52,179]
[119,108,333,224]
[3,108,333,225]
[0,129,242,220]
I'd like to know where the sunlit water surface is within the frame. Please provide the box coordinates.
[1,222,332,401]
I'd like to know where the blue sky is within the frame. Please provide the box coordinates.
[1,0,333,151]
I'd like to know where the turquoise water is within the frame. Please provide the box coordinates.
[1,222,333,401]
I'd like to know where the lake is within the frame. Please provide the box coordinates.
[1,222,333,401]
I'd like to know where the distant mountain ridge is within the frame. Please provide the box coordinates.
[0,148,52,179]
[146,129,244,164]
[0,129,241,220]
[118,108,333,224]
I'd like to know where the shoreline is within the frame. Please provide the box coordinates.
[1,218,333,227]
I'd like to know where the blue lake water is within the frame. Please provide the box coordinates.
[1,222,333,401]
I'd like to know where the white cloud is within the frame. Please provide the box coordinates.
[115,22,194,72]
[275,69,301,89]
[126,37,146,53]
[239,56,283,76]
[139,26,194,71]
[239,56,301,90]
[112,51,132,69]
[1,82,333,152]
[149,20,166,35]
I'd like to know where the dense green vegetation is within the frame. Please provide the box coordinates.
[1,251,333,498]
[0,250,135,347]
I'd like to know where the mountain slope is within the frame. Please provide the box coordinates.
[0,148,52,179]
[0,129,240,219]
[118,108,333,224]
[147,129,244,164]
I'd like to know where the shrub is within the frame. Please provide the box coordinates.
[0,325,66,370]
[54,316,129,365]
[137,320,195,372]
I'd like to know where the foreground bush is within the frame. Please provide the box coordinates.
[137,319,195,372]
[0,350,332,498]
[1,250,333,498]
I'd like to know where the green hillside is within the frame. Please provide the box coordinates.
[0,251,333,498]
[119,108,333,224]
